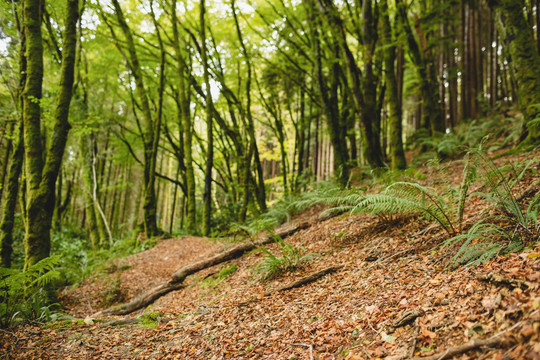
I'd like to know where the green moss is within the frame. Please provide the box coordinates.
[200,264,237,289]
[139,311,162,329]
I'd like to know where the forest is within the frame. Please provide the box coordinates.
[0,0,540,358]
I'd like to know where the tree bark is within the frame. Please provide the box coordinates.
[201,0,213,236]
[489,0,540,147]
[381,0,406,170]
[0,122,24,268]
[171,0,196,234]
[23,0,78,270]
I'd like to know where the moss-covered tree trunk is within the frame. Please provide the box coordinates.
[305,0,351,185]
[381,0,406,170]
[171,0,196,233]
[0,8,26,268]
[23,0,79,269]
[489,0,540,147]
[315,0,385,171]
[22,0,45,269]
[0,122,24,268]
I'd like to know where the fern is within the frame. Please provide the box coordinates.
[251,235,313,281]
[470,148,539,243]
[442,150,539,267]
[339,181,457,235]
[0,256,62,328]
[455,153,478,233]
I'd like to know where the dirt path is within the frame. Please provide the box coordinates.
[60,236,223,318]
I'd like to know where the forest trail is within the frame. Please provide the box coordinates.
[2,154,540,359]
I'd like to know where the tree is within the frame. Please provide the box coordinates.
[22,0,79,269]
[489,0,540,148]
[171,0,196,233]
[381,0,406,170]
[397,0,444,136]
[105,0,161,237]
[200,0,214,236]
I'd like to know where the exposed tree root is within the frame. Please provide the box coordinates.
[388,308,424,332]
[99,318,141,327]
[478,272,529,289]
[411,336,509,360]
[92,222,309,317]
[272,265,343,293]
[238,265,343,306]
[317,209,347,222]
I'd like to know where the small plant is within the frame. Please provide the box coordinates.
[442,152,539,267]
[252,235,313,281]
[0,256,62,328]
[471,149,539,243]
[335,154,476,235]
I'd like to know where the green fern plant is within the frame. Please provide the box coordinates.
[441,219,511,267]
[333,154,477,236]
[233,181,349,238]
[442,150,539,268]
[470,148,539,244]
[0,256,62,328]
[251,235,313,281]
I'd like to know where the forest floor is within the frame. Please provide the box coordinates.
[1,150,540,360]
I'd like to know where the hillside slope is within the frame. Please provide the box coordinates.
[1,151,539,360]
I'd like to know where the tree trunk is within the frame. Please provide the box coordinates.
[382,0,406,170]
[110,0,159,238]
[0,122,24,268]
[397,0,443,136]
[201,0,214,236]
[23,0,78,270]
[171,0,196,233]
[489,0,540,147]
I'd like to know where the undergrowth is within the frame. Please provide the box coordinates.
[0,256,67,328]
[0,223,160,328]
[408,113,525,165]
[252,235,313,281]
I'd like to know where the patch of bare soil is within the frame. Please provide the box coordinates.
[2,151,539,360]
[58,236,222,318]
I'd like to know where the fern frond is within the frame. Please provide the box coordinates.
[455,154,478,232]
[386,182,455,234]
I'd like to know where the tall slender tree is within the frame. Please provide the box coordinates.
[201,0,213,236]
[22,0,79,269]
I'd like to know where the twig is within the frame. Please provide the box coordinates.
[411,310,539,360]
[412,223,440,237]
[409,318,420,358]
[292,343,314,360]
[389,308,425,331]
[237,266,342,306]
[367,249,410,270]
